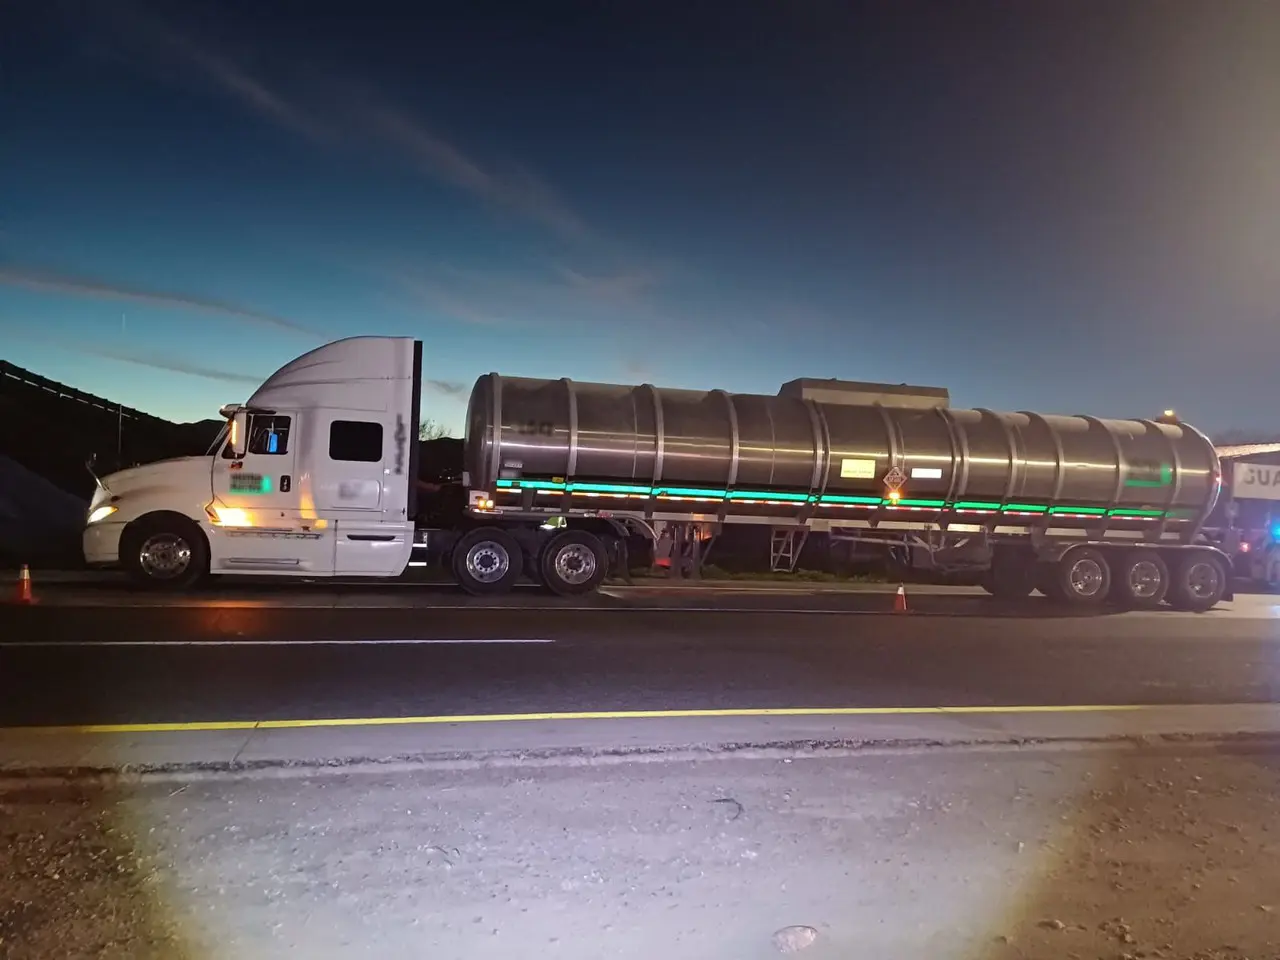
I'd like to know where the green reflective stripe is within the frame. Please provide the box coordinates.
[571,482,651,494]
[492,479,1173,519]
[523,480,562,490]
[655,487,727,498]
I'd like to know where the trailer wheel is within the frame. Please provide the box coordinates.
[453,528,523,595]
[1036,563,1065,601]
[1166,551,1227,613]
[1050,547,1111,607]
[540,530,607,596]
[121,513,208,590]
[983,548,1036,599]
[1111,551,1169,609]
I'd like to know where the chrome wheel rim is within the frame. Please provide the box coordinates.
[139,533,192,579]
[553,543,597,585]
[1128,559,1163,599]
[465,541,509,583]
[1068,558,1105,598]
[1185,561,1220,600]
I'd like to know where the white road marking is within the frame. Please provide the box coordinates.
[18,601,890,614]
[0,637,555,648]
[19,599,1275,619]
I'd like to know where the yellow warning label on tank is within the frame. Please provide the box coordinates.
[839,458,876,479]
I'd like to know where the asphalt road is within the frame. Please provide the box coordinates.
[5,583,1280,728]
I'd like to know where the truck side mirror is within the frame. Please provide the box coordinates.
[228,410,250,459]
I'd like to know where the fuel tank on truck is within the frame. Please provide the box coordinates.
[464,374,1221,535]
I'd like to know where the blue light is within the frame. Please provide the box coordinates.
[1271,525,1280,542]
[267,433,279,453]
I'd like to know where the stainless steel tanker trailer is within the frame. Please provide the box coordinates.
[87,336,1231,610]
[450,367,1230,610]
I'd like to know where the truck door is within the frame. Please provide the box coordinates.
[315,413,414,575]
[209,411,336,575]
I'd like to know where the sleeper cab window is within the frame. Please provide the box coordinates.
[329,420,383,462]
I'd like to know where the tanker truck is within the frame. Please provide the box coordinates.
[82,335,1233,611]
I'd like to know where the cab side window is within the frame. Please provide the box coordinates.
[222,415,292,458]
[329,420,383,462]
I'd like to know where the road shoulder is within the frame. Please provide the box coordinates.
[5,704,1280,775]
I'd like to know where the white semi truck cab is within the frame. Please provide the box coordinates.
[85,336,426,584]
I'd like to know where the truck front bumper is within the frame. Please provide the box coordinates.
[83,521,124,566]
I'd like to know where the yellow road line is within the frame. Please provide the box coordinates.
[0,703,1174,736]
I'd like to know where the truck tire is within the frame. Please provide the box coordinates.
[540,530,608,596]
[983,548,1036,599]
[121,513,208,590]
[1036,562,1065,601]
[1050,547,1111,607]
[1111,550,1169,609]
[1166,551,1227,613]
[453,528,523,595]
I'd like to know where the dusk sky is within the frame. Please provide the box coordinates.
[3,1,1280,435]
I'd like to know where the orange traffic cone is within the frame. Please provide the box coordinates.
[12,564,34,605]
[893,583,908,613]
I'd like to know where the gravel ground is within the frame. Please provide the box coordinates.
[3,742,1280,959]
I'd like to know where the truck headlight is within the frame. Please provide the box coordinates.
[87,505,118,524]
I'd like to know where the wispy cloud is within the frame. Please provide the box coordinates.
[362,106,589,242]
[391,272,512,328]
[374,259,684,338]
[553,266,658,300]
[100,4,331,143]
[0,264,318,335]
[70,345,267,385]
[4,331,265,386]
[110,10,589,243]
[179,44,330,143]
[425,378,470,400]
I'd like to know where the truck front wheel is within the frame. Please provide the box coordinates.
[453,528,523,596]
[121,514,208,590]
[540,530,607,596]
